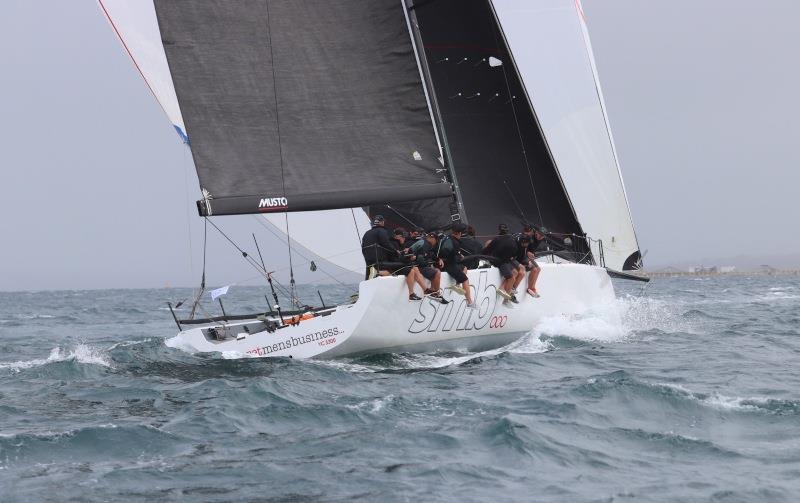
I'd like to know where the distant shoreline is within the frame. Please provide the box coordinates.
[640,269,800,278]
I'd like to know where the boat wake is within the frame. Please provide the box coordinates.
[535,294,690,343]
[314,294,686,372]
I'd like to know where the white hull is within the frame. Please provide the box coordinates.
[166,263,615,359]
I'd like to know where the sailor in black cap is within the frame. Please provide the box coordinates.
[482,223,520,303]
[408,231,447,303]
[514,224,543,298]
[408,226,425,243]
[385,227,428,301]
[360,214,393,279]
[458,224,483,269]
[437,222,477,308]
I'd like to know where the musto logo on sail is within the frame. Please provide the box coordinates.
[246,327,340,356]
[257,196,288,211]
[408,270,502,333]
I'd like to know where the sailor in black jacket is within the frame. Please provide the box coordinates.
[482,223,520,302]
[361,215,393,278]
[458,225,484,270]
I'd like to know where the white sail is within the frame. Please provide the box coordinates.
[490,0,641,271]
[97,0,187,142]
[263,210,371,276]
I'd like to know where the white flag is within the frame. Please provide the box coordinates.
[210,285,230,300]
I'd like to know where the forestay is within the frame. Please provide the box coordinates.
[153,0,451,216]
[490,0,641,270]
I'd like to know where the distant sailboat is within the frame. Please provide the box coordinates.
[98,0,646,359]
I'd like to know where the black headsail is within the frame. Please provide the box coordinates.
[153,0,451,216]
[406,0,587,249]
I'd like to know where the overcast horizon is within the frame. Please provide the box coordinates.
[2,0,799,291]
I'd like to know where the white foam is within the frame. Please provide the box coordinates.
[220,350,257,360]
[505,332,553,354]
[346,394,394,413]
[532,294,689,343]
[701,394,760,411]
[534,311,626,342]
[654,382,772,412]
[164,335,197,353]
[0,344,111,372]
[16,314,56,320]
[312,359,376,373]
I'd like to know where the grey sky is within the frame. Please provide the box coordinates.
[1,0,799,291]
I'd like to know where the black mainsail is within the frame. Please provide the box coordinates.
[153,0,451,216]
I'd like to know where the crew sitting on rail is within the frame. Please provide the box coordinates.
[408,231,445,301]
[437,222,477,308]
[458,224,484,269]
[482,223,520,303]
[384,227,429,301]
[360,214,393,279]
[514,224,544,298]
[408,226,425,243]
[512,225,542,298]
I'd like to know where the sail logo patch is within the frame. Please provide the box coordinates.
[258,197,288,211]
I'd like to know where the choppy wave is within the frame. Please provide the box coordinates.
[2,278,800,501]
[0,344,111,372]
[656,382,800,415]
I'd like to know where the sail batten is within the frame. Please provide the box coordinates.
[153,0,449,216]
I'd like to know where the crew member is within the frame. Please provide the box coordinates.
[408,226,425,243]
[459,225,484,270]
[386,227,428,301]
[360,215,393,279]
[483,223,519,303]
[409,231,445,302]
[515,224,543,297]
[437,223,476,308]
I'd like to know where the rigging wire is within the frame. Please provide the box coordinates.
[263,1,299,309]
[284,213,298,308]
[189,218,208,319]
[250,215,354,288]
[486,13,545,228]
[204,217,301,305]
[383,204,424,231]
[181,145,195,287]
[350,208,362,246]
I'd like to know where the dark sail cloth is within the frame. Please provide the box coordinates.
[483,234,518,279]
[437,236,468,283]
[361,226,393,269]
[458,235,484,269]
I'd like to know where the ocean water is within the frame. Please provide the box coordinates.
[1,275,799,502]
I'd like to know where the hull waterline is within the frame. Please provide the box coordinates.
[166,263,616,359]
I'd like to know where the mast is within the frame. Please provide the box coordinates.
[403,0,465,223]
